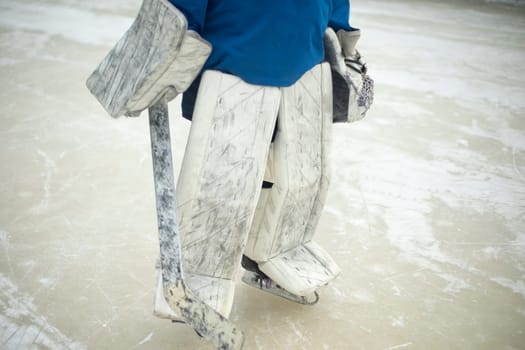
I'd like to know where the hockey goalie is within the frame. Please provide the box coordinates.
[86,0,373,348]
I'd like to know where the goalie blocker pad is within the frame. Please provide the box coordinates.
[86,0,211,118]
[324,28,374,123]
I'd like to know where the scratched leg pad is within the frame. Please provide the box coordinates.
[244,63,339,295]
[164,70,281,318]
[258,241,340,296]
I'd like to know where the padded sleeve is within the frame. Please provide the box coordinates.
[167,0,208,33]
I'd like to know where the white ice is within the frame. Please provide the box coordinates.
[0,0,524,349]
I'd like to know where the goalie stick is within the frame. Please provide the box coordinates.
[148,99,245,350]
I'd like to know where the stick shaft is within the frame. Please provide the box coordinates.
[148,99,182,285]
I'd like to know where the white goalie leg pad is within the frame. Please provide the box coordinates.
[153,70,281,319]
[244,63,340,297]
[245,144,275,253]
[86,0,211,117]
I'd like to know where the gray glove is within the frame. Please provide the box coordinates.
[324,28,374,123]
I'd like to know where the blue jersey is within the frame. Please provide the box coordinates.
[168,0,351,87]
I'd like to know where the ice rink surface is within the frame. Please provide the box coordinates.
[1,0,524,349]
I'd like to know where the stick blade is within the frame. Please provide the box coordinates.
[165,284,244,350]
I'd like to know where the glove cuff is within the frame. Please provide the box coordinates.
[336,29,361,58]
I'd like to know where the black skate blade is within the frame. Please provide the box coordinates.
[241,271,319,305]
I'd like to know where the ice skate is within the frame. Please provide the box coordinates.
[241,256,319,305]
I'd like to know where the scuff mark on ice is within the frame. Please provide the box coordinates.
[0,274,86,349]
[137,331,153,345]
[384,343,413,350]
[32,149,56,214]
[0,230,14,275]
[490,277,525,299]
